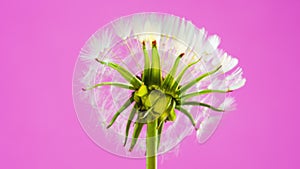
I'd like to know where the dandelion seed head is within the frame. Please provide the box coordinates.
[73,12,246,158]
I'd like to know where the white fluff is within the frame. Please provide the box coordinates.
[112,17,132,40]
[197,115,222,143]
[80,29,115,62]
[220,97,236,111]
[225,67,246,90]
[220,52,239,73]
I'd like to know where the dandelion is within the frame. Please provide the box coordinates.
[73,13,246,169]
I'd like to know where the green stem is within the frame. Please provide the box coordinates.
[146,119,158,169]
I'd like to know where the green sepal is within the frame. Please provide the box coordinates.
[124,105,137,146]
[157,110,169,128]
[135,84,148,97]
[167,106,176,121]
[83,82,135,91]
[175,106,197,128]
[95,58,142,89]
[158,99,175,127]
[107,96,134,129]
[150,41,162,86]
[129,122,144,152]
[181,89,232,100]
[178,65,222,94]
[144,90,162,108]
[180,101,224,112]
[142,41,151,85]
[161,53,184,90]
[152,96,171,117]
[133,93,141,104]
[171,58,201,92]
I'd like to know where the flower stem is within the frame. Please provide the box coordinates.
[146,119,158,169]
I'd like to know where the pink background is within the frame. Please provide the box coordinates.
[1,0,299,168]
